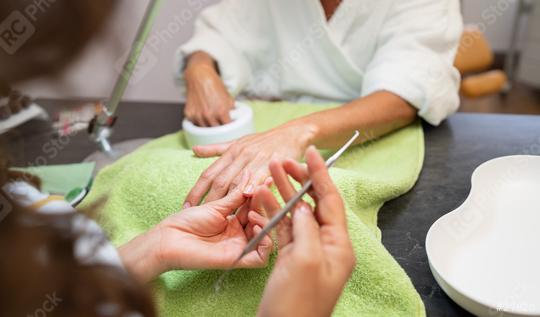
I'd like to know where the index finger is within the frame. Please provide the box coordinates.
[305,146,346,229]
[183,155,232,207]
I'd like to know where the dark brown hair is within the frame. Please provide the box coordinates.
[0,1,156,316]
[0,0,114,84]
[0,202,156,317]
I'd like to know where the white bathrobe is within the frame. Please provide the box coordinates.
[175,0,463,125]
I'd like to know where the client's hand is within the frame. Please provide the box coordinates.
[119,171,272,283]
[183,123,317,208]
[184,51,235,127]
[256,146,356,317]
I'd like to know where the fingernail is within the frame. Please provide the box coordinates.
[299,204,310,214]
[183,202,191,209]
[264,177,273,187]
[244,184,254,195]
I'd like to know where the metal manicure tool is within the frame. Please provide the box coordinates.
[215,130,360,291]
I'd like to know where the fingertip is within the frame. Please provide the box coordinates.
[297,203,312,216]
[184,193,197,207]
[306,146,326,171]
[243,184,255,196]
[247,210,257,223]
[306,145,319,159]
[247,210,258,221]
[306,145,318,156]
[268,160,281,179]
[192,145,205,157]
[184,186,207,208]
[264,177,273,187]
[269,159,280,169]
[282,158,297,168]
[253,185,268,198]
[221,110,232,122]
[305,147,316,165]
[248,210,267,225]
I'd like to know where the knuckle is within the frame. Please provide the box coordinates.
[229,145,242,156]
[220,111,230,119]
[240,147,257,157]
[316,180,333,195]
[230,178,241,189]
[213,177,229,191]
[192,114,202,123]
[220,151,234,161]
[199,171,214,182]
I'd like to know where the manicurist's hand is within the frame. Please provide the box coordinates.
[183,123,318,208]
[256,146,356,317]
[118,171,272,283]
[184,51,235,127]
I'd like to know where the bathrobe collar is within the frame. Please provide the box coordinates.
[310,0,363,46]
[302,0,366,97]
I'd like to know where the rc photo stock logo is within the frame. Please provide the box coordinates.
[0,11,35,55]
[0,192,12,222]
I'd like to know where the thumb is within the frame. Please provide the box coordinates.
[192,142,231,158]
[292,203,321,255]
[208,170,250,216]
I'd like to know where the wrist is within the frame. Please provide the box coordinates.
[118,227,166,283]
[185,63,217,82]
[184,52,218,79]
[281,119,320,148]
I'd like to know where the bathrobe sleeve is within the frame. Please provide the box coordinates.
[361,0,463,125]
[174,0,265,96]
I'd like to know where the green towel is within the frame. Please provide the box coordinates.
[12,162,95,195]
[80,101,426,316]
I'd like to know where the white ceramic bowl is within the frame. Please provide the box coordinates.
[182,102,255,147]
[426,155,540,317]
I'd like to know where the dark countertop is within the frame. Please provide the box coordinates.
[379,113,540,317]
[5,99,540,316]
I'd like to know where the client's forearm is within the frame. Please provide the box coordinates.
[285,91,417,149]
